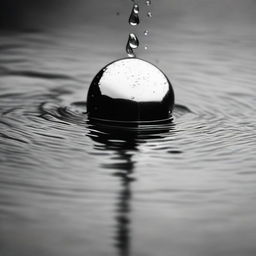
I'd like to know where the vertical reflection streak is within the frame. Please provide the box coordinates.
[87,126,138,256]
[113,150,135,256]
[87,121,173,256]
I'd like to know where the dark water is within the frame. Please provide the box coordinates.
[1,1,256,256]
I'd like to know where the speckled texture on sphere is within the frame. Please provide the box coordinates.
[87,58,174,122]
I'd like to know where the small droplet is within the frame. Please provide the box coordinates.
[144,45,148,50]
[145,0,151,6]
[133,4,139,14]
[129,4,140,26]
[144,30,149,36]
[147,12,152,18]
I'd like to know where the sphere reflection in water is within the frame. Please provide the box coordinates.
[87,58,174,123]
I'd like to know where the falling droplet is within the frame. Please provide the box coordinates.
[146,0,151,6]
[126,33,139,58]
[133,4,139,14]
[129,4,140,26]
[147,12,152,18]
[144,30,149,36]
[128,33,139,49]
[144,45,148,50]
[126,44,135,57]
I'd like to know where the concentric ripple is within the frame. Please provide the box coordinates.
[1,12,256,256]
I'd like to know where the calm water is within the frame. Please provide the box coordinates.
[1,1,256,256]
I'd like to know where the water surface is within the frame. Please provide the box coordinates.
[1,1,256,256]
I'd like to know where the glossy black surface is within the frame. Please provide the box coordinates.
[87,58,174,122]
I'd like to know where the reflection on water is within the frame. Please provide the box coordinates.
[87,116,176,256]
[87,116,178,256]
[89,130,137,256]
[114,152,133,256]
[1,1,256,256]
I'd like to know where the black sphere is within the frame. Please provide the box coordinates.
[87,58,174,123]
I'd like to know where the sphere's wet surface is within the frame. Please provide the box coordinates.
[1,1,256,256]
[87,58,174,122]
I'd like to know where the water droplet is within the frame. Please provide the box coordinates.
[133,4,139,14]
[128,33,139,49]
[126,33,139,58]
[147,12,152,18]
[144,30,149,36]
[145,0,151,6]
[144,45,148,50]
[126,43,135,58]
[129,4,140,26]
